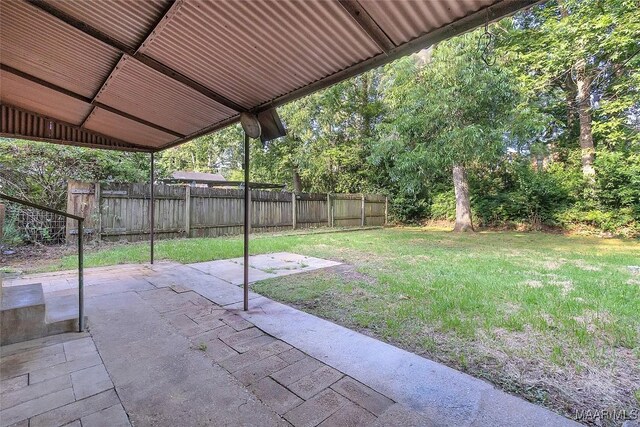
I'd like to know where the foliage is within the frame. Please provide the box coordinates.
[500,0,640,150]
[251,71,384,193]
[155,126,243,179]
[469,159,574,227]
[2,0,638,236]
[369,32,529,222]
[0,139,149,209]
[430,192,455,222]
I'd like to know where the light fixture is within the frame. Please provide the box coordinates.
[257,108,286,144]
[240,113,261,139]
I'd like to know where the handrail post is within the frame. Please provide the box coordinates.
[78,218,84,332]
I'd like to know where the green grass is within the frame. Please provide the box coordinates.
[35,227,640,352]
[20,227,640,419]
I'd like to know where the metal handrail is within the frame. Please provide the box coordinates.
[0,193,85,332]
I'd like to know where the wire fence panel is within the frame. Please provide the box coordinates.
[1,202,66,245]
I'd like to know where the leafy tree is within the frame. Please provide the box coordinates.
[156,126,243,179]
[251,70,384,193]
[373,33,523,231]
[502,0,640,182]
[0,139,149,209]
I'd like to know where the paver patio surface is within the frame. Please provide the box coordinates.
[189,252,341,285]
[1,255,580,426]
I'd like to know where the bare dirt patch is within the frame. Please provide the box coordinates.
[525,279,544,288]
[572,259,601,271]
[329,264,378,285]
[0,243,75,273]
[542,259,567,270]
[477,329,640,426]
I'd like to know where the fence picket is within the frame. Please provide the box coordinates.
[61,182,384,243]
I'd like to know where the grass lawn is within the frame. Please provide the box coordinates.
[9,227,640,423]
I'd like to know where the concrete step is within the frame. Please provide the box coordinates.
[1,284,84,345]
[45,293,86,335]
[1,283,47,345]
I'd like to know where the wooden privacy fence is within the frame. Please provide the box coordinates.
[66,181,387,243]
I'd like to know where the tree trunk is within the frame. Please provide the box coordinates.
[292,167,302,193]
[575,59,596,182]
[452,164,474,232]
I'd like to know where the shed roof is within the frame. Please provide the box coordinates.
[171,171,226,182]
[0,0,537,152]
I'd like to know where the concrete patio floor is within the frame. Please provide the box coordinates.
[1,254,580,427]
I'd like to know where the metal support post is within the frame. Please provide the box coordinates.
[78,219,84,332]
[243,132,250,311]
[150,152,155,264]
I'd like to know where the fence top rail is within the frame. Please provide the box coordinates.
[0,193,84,221]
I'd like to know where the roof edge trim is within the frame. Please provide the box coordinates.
[0,103,153,152]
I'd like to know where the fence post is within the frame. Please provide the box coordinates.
[184,185,191,237]
[0,203,4,240]
[292,192,297,230]
[385,196,388,226]
[327,193,332,227]
[361,194,365,227]
[95,182,102,243]
[248,189,252,234]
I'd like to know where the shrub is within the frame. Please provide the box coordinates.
[594,151,640,218]
[430,191,456,221]
[470,160,572,227]
[391,193,430,223]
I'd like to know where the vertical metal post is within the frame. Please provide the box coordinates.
[150,152,155,264]
[243,132,250,311]
[78,219,84,332]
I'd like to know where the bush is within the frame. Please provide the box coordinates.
[1,209,23,245]
[430,191,456,221]
[594,151,640,218]
[391,193,430,223]
[405,153,638,236]
[557,207,639,237]
[470,160,572,227]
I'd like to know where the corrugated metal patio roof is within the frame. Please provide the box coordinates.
[0,0,538,152]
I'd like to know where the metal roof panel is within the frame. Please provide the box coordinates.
[94,56,236,136]
[0,0,120,98]
[0,70,91,125]
[83,107,176,147]
[359,0,496,45]
[140,0,382,108]
[41,0,171,49]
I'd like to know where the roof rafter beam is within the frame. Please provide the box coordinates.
[338,0,395,53]
[0,64,183,138]
[24,0,247,113]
